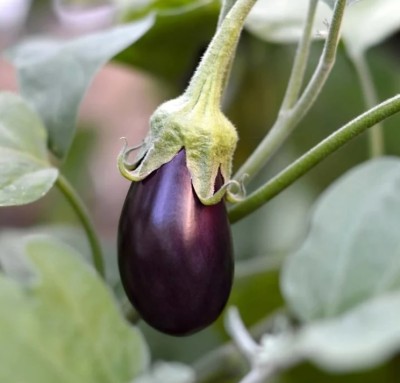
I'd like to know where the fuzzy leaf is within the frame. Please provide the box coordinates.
[6,15,154,159]
[116,0,219,84]
[0,92,58,206]
[341,0,400,57]
[282,157,400,322]
[254,291,400,373]
[132,362,195,383]
[245,0,400,54]
[297,291,400,372]
[245,0,331,43]
[0,234,149,383]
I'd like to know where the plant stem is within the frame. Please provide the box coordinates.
[291,0,345,122]
[234,0,346,183]
[186,0,257,106]
[217,0,239,96]
[194,310,285,382]
[351,52,385,157]
[229,94,400,223]
[56,173,105,278]
[240,368,275,383]
[218,0,237,27]
[226,307,260,362]
[281,0,319,110]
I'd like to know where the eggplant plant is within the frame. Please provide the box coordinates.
[1,0,400,382]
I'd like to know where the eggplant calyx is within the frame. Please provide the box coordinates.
[117,93,239,205]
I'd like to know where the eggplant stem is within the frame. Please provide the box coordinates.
[56,173,105,278]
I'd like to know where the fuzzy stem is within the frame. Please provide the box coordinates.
[218,0,240,97]
[218,0,237,27]
[56,174,105,277]
[185,0,257,106]
[234,0,346,183]
[229,94,400,223]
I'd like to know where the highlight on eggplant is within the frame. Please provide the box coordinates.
[118,149,234,336]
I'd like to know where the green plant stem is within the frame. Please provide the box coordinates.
[234,0,346,183]
[217,0,239,96]
[351,52,385,157]
[56,174,105,278]
[229,94,400,223]
[281,0,319,110]
[218,0,237,27]
[186,0,257,106]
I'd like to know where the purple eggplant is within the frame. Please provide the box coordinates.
[118,149,234,336]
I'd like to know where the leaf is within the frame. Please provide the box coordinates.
[253,292,400,375]
[0,234,149,383]
[245,0,400,55]
[0,227,91,279]
[132,362,195,383]
[5,15,155,159]
[282,157,400,322]
[341,0,400,58]
[297,291,400,372]
[0,92,58,206]
[245,0,332,44]
[279,360,391,383]
[249,159,400,374]
[116,1,219,85]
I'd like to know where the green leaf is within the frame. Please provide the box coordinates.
[56,0,112,6]
[0,234,149,383]
[341,0,400,58]
[117,0,214,15]
[245,0,331,44]
[247,156,400,374]
[282,157,400,322]
[116,1,219,85]
[279,361,392,383]
[132,362,195,383]
[6,15,155,159]
[0,92,58,206]
[297,291,400,372]
[245,0,400,54]
[252,292,400,374]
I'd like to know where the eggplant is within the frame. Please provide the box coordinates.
[118,149,234,336]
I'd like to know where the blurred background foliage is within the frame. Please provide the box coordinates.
[0,0,400,381]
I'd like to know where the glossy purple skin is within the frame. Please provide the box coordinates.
[118,150,234,336]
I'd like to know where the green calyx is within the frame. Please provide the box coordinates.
[117,0,257,205]
[118,92,240,205]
